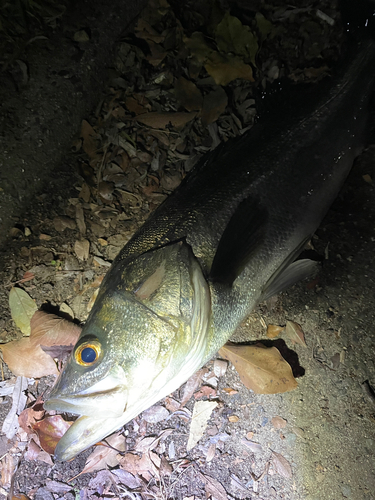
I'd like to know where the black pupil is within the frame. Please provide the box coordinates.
[81,347,97,363]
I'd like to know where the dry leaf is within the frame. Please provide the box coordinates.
[125,94,150,115]
[241,438,263,453]
[213,359,228,377]
[81,120,100,161]
[1,311,81,378]
[272,451,292,478]
[187,400,218,451]
[1,339,58,377]
[266,324,284,339]
[194,386,217,400]
[74,239,90,260]
[9,287,38,336]
[135,429,173,453]
[228,415,239,422]
[24,439,54,465]
[215,12,258,63]
[142,405,169,423]
[59,303,74,320]
[180,368,208,407]
[19,400,45,435]
[32,415,73,455]
[135,111,196,129]
[206,443,216,462]
[205,52,254,86]
[82,433,126,473]
[165,397,180,413]
[271,416,287,429]
[222,387,238,395]
[200,473,228,500]
[112,469,142,489]
[174,77,203,111]
[53,216,76,232]
[284,320,307,346]
[118,452,159,481]
[219,343,298,394]
[201,87,228,125]
[0,454,14,488]
[2,376,29,438]
[75,205,86,235]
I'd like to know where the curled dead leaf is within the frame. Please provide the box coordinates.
[32,415,73,455]
[266,324,285,339]
[135,111,196,129]
[219,343,298,394]
[285,320,307,346]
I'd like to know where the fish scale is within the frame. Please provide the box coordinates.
[45,40,375,461]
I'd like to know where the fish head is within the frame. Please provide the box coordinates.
[44,241,211,460]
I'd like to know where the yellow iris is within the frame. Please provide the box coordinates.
[74,340,102,366]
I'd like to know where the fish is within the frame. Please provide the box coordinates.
[44,41,375,461]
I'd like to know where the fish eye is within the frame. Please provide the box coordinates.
[74,340,102,366]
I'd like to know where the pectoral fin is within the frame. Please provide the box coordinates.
[210,196,269,285]
[261,258,320,301]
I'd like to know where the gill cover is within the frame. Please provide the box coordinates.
[45,241,211,460]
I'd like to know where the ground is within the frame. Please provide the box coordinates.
[0,0,374,499]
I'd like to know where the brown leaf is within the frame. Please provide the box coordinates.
[118,452,159,481]
[18,400,45,434]
[205,52,254,86]
[25,439,54,465]
[135,428,173,453]
[241,438,263,453]
[0,454,14,488]
[135,112,196,129]
[142,405,169,423]
[12,494,30,500]
[82,433,126,473]
[174,77,203,112]
[53,216,76,232]
[125,94,150,115]
[284,320,307,346]
[180,368,208,407]
[272,451,292,478]
[194,386,217,400]
[201,87,228,125]
[80,120,100,161]
[266,324,284,339]
[74,239,90,261]
[2,311,81,377]
[200,473,228,500]
[219,343,298,394]
[75,205,86,235]
[1,337,59,377]
[32,415,73,455]
[222,387,238,395]
[31,310,81,349]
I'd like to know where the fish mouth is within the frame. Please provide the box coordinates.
[44,366,128,419]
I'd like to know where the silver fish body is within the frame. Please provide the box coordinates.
[45,42,375,461]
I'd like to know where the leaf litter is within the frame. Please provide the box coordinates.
[0,0,345,497]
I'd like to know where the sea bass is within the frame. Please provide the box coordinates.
[45,42,375,461]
